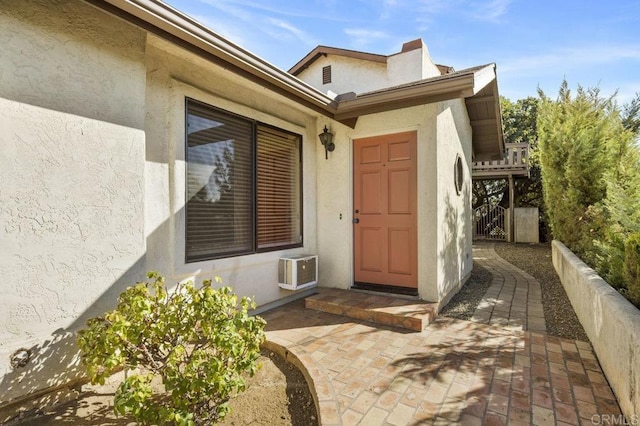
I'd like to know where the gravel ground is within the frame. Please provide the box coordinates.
[441,242,588,342]
[439,263,493,320]
[493,242,588,341]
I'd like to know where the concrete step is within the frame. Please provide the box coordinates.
[305,288,437,332]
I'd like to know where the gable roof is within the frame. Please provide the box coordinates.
[289,46,387,76]
[288,41,454,77]
[90,0,503,159]
[333,64,504,159]
[94,0,336,117]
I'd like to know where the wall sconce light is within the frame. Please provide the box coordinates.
[318,125,335,159]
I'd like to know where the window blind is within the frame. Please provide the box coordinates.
[256,126,302,249]
[186,101,254,261]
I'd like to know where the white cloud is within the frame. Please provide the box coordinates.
[500,44,640,75]
[190,14,248,47]
[191,1,318,51]
[344,28,392,49]
[199,0,355,22]
[472,0,511,22]
[264,18,318,47]
[416,0,511,24]
[198,0,254,22]
[497,44,640,102]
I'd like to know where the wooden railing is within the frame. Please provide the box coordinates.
[472,143,530,179]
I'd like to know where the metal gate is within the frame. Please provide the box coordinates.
[474,205,507,240]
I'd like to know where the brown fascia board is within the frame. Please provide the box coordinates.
[289,46,388,76]
[401,38,423,52]
[490,79,506,154]
[90,0,337,117]
[83,0,501,134]
[436,64,455,75]
[334,68,486,120]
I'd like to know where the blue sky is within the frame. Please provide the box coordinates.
[165,0,640,104]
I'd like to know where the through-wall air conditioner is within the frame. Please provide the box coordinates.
[278,254,318,290]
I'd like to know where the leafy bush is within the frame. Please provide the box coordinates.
[624,232,640,307]
[77,272,266,425]
[538,82,640,307]
[538,83,619,259]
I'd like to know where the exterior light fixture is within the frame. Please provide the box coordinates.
[318,125,335,159]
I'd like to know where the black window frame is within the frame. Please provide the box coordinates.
[184,97,303,263]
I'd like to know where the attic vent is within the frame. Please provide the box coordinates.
[322,65,331,84]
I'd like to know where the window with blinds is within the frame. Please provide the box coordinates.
[257,126,301,249]
[185,99,302,262]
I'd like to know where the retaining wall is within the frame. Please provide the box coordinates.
[552,240,640,417]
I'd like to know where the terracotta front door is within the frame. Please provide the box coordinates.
[353,131,417,289]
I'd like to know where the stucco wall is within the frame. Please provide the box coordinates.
[387,46,441,85]
[142,36,320,309]
[296,54,388,97]
[314,100,472,304]
[0,0,324,406]
[0,0,477,407]
[0,0,147,404]
[315,105,440,300]
[514,207,540,243]
[552,241,640,417]
[433,99,473,304]
[296,44,441,98]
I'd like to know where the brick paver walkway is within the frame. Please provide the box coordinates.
[472,243,546,333]
[261,243,622,425]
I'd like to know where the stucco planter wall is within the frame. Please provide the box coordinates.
[552,240,640,417]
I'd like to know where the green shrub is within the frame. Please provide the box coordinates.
[77,272,266,425]
[624,232,640,307]
[538,82,640,308]
[538,83,618,258]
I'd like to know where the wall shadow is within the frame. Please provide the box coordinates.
[438,184,472,304]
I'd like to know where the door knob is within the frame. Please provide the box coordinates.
[353,218,360,224]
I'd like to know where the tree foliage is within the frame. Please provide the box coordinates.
[621,92,640,135]
[624,232,640,306]
[77,273,266,425]
[473,96,547,238]
[538,81,640,307]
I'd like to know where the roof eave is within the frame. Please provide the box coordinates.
[83,0,505,143]
[463,64,505,160]
[334,71,479,121]
[336,64,505,158]
[91,0,337,116]
[289,46,388,76]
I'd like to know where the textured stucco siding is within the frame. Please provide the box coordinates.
[142,36,320,309]
[0,0,147,404]
[434,99,473,305]
[314,100,472,305]
[552,241,640,417]
[0,0,477,408]
[387,47,441,85]
[295,43,441,98]
[296,54,388,97]
[315,105,440,301]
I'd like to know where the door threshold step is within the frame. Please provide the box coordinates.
[305,288,437,332]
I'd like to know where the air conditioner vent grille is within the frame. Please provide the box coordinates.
[278,254,318,291]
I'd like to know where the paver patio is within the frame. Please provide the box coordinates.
[261,242,622,425]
